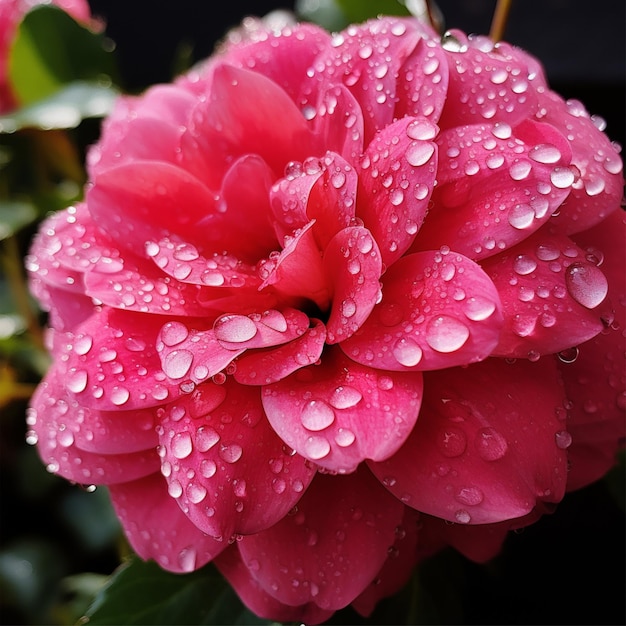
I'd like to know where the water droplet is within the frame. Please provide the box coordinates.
[200,459,217,478]
[171,432,193,459]
[214,315,257,343]
[509,160,532,181]
[557,347,579,364]
[67,368,88,393]
[555,430,572,449]
[335,428,356,447]
[73,334,93,356]
[513,254,537,275]
[425,316,470,353]
[219,443,243,463]
[161,321,189,347]
[475,427,508,461]
[406,142,435,167]
[565,263,608,309]
[529,144,562,164]
[110,386,130,406]
[178,546,196,572]
[508,203,535,229]
[550,166,575,188]
[186,482,207,504]
[392,337,423,367]
[301,400,335,431]
[463,297,496,321]
[330,386,363,409]
[455,486,484,506]
[455,509,471,524]
[341,298,357,318]
[163,349,193,380]
[168,479,183,498]
[195,426,220,452]
[437,426,467,458]
[304,435,331,460]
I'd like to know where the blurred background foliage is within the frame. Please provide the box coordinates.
[0,1,624,624]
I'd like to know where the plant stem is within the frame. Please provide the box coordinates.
[490,0,513,42]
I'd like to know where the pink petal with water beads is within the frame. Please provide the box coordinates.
[108,473,226,573]
[262,347,423,473]
[64,308,181,411]
[351,507,421,617]
[270,152,357,249]
[559,210,626,490]
[234,319,327,386]
[215,546,334,626]
[483,231,610,358]
[357,117,437,266]
[259,221,330,308]
[307,17,422,142]
[158,378,316,539]
[323,226,383,344]
[412,120,573,260]
[537,91,624,235]
[368,358,569,524]
[88,159,219,247]
[27,368,159,485]
[308,85,364,164]
[237,467,405,610]
[395,36,449,123]
[438,31,543,128]
[341,250,503,372]
[194,154,277,262]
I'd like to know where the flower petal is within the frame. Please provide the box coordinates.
[63,308,181,411]
[28,367,159,485]
[237,467,405,610]
[357,116,437,266]
[439,32,543,128]
[538,91,624,234]
[342,250,503,371]
[323,226,383,344]
[368,357,569,524]
[234,318,327,385]
[262,347,423,473]
[108,473,226,573]
[352,507,421,617]
[215,546,334,625]
[157,379,316,539]
[483,230,610,358]
[412,120,573,260]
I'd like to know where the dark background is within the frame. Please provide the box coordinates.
[2,1,624,625]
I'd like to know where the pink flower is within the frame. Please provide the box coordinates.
[26,14,625,623]
[0,0,93,112]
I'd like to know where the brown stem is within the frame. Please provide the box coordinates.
[490,0,514,42]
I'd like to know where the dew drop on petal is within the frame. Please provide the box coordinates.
[463,296,496,321]
[455,509,471,524]
[160,321,189,347]
[455,486,484,506]
[392,337,423,367]
[219,443,243,463]
[335,428,356,447]
[110,386,130,406]
[214,315,258,343]
[301,400,335,431]
[67,368,88,393]
[475,427,508,461]
[304,435,331,460]
[171,432,193,459]
[195,426,220,452]
[425,316,470,353]
[555,430,573,449]
[406,142,435,167]
[565,263,608,309]
[529,144,562,164]
[437,426,467,458]
[513,254,537,275]
[508,203,535,229]
[550,166,575,189]
[163,349,193,380]
[329,386,363,409]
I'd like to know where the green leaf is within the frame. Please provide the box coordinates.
[8,5,118,106]
[0,200,37,239]
[0,81,118,133]
[296,0,410,30]
[84,557,276,626]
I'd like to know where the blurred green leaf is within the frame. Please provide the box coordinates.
[296,0,410,30]
[0,81,118,134]
[8,5,118,106]
[84,557,276,626]
[0,200,37,239]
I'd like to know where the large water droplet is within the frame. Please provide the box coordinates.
[219,443,243,463]
[163,349,193,380]
[565,263,608,309]
[392,337,423,367]
[195,426,220,452]
[455,486,484,506]
[437,426,467,458]
[301,400,335,431]
[110,386,130,406]
[304,435,331,460]
[463,296,496,321]
[475,427,508,461]
[214,315,257,343]
[425,316,470,353]
[329,386,363,409]
[171,432,193,459]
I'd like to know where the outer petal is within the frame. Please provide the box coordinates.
[28,368,159,485]
[342,250,503,371]
[108,473,226,573]
[215,546,334,625]
[412,120,573,260]
[357,116,437,266]
[262,347,423,473]
[368,358,569,524]
[560,210,626,490]
[157,379,316,539]
[438,32,544,128]
[483,230,611,358]
[237,467,405,611]
[352,507,420,617]
[323,226,383,344]
[63,308,182,411]
[538,91,624,234]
